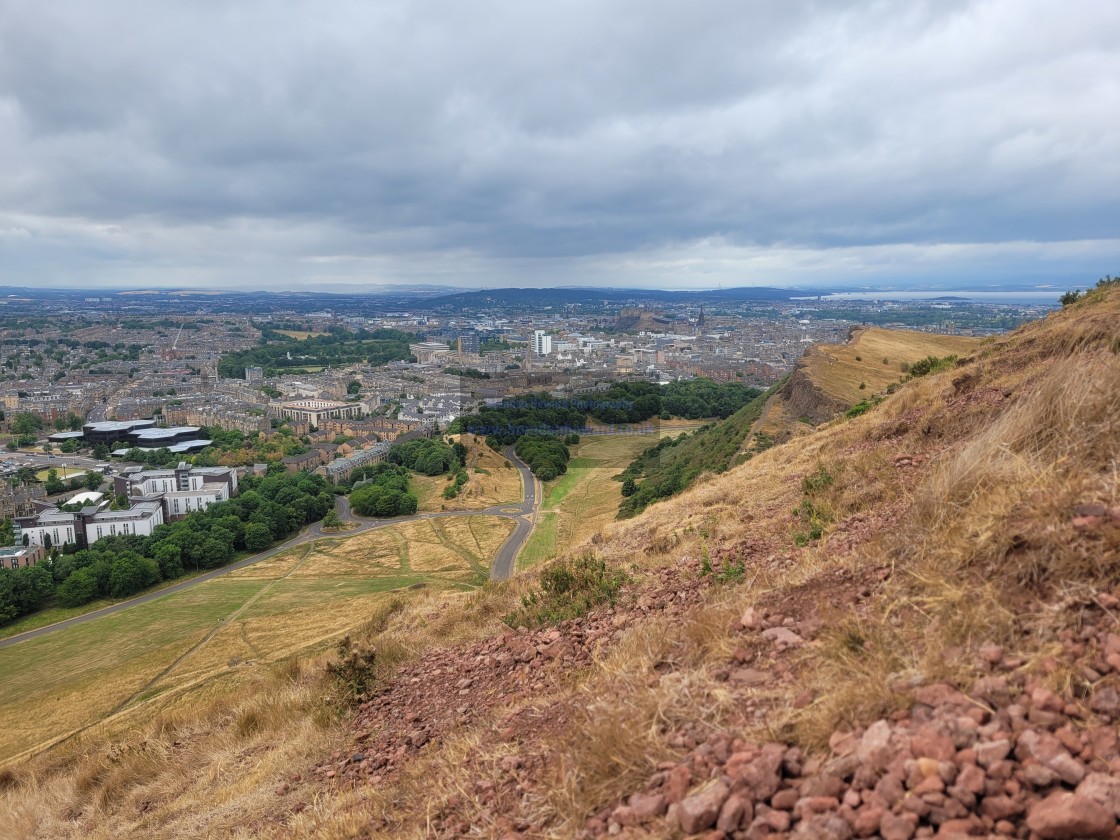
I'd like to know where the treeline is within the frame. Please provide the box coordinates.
[217,327,415,378]
[443,366,490,379]
[588,380,762,423]
[0,471,333,623]
[453,394,588,446]
[348,463,419,517]
[451,379,761,446]
[514,434,572,481]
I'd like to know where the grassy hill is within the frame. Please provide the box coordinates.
[759,326,985,437]
[617,327,981,519]
[616,383,779,518]
[4,289,1120,839]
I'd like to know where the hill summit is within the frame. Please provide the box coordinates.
[3,287,1120,839]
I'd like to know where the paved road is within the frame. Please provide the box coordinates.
[0,448,540,651]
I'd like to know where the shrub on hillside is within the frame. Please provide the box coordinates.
[504,554,628,629]
[907,355,957,378]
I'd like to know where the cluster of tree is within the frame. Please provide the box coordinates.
[479,338,513,353]
[0,470,333,623]
[217,327,415,378]
[0,563,53,624]
[442,468,469,499]
[9,412,43,436]
[387,438,464,476]
[586,380,762,424]
[513,434,571,481]
[348,463,418,517]
[1060,274,1118,306]
[451,380,761,448]
[453,393,588,446]
[46,468,102,496]
[442,366,490,379]
[617,383,778,519]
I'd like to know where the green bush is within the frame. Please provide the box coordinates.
[514,434,571,480]
[907,355,957,378]
[504,554,628,629]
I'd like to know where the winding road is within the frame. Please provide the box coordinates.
[0,448,540,651]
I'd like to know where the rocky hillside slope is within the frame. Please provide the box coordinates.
[3,288,1119,840]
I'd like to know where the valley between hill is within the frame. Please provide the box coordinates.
[3,289,1119,840]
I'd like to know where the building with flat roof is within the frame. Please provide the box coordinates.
[15,499,165,548]
[321,441,392,483]
[532,330,553,356]
[82,419,157,445]
[129,426,202,446]
[277,398,361,428]
[408,341,451,364]
[114,463,238,521]
[83,501,165,544]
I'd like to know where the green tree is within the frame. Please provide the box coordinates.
[85,470,102,491]
[11,413,42,436]
[44,469,65,495]
[153,544,183,579]
[56,566,99,607]
[243,522,273,553]
[108,553,160,598]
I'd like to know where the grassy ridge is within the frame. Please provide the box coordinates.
[617,381,782,518]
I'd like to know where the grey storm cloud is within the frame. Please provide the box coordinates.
[0,0,1117,289]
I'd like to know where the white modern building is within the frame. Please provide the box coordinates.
[532,330,553,356]
[15,499,165,548]
[84,501,165,543]
[114,463,239,521]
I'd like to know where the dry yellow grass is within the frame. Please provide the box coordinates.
[412,434,522,512]
[0,515,512,769]
[518,434,654,568]
[803,327,983,406]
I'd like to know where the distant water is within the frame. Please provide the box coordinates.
[794,290,1061,306]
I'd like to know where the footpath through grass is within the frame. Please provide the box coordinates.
[517,434,654,570]
[0,515,513,763]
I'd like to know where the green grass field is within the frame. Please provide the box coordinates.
[0,515,513,763]
[0,569,215,641]
[517,434,655,570]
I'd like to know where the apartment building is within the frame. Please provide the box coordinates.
[15,499,165,548]
[114,463,239,522]
[276,398,362,427]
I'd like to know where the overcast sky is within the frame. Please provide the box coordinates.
[0,0,1117,291]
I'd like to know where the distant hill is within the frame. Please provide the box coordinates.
[417,285,806,312]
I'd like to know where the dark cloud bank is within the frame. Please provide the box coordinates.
[0,0,1117,290]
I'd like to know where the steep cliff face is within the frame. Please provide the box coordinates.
[774,345,851,425]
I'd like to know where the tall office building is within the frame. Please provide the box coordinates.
[532,330,552,356]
